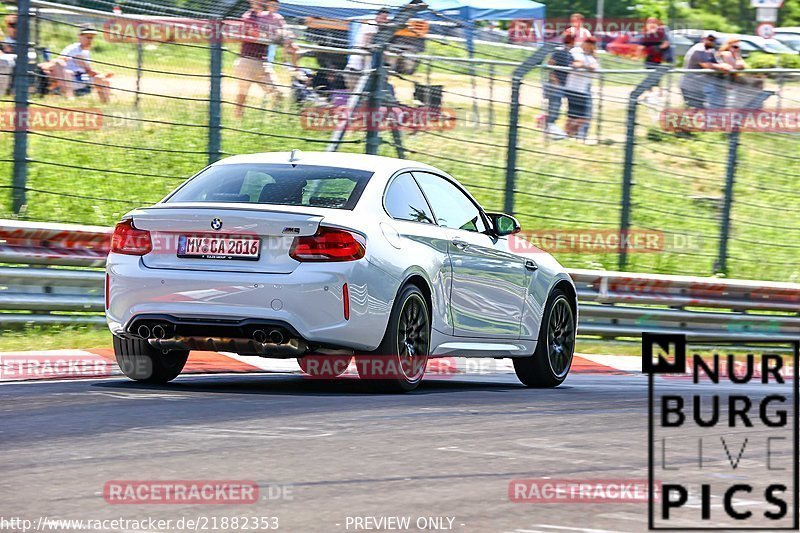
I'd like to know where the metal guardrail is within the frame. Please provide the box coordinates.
[0,221,798,341]
[572,269,800,341]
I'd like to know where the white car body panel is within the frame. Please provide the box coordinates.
[106,152,576,357]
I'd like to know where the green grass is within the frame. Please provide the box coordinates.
[1,17,798,283]
[0,325,112,351]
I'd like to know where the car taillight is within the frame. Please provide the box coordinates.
[289,227,365,262]
[111,219,152,256]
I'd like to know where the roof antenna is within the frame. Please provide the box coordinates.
[289,149,302,165]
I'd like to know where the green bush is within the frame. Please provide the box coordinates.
[746,52,800,72]
[747,52,779,69]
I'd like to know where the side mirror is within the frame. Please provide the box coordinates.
[487,213,521,237]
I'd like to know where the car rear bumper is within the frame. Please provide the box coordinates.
[106,253,399,352]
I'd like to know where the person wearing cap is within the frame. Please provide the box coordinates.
[680,31,731,109]
[50,25,112,102]
[344,7,390,89]
[0,15,17,96]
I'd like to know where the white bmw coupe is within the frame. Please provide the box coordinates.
[106,151,577,392]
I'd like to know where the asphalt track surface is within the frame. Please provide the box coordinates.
[1,368,796,533]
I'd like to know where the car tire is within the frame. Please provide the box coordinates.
[513,288,576,388]
[113,335,189,384]
[355,284,430,393]
[297,355,352,378]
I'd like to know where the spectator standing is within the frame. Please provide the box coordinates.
[564,36,599,139]
[345,7,390,89]
[50,26,112,103]
[234,0,298,118]
[641,17,670,67]
[565,13,592,46]
[0,15,17,96]
[718,39,757,108]
[718,40,746,70]
[679,32,731,109]
[544,32,574,139]
[235,0,279,118]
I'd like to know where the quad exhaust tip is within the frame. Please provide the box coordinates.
[137,323,174,339]
[152,324,167,339]
[137,324,151,339]
[253,329,286,345]
[269,329,285,345]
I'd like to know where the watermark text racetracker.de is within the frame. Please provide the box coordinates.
[300,107,456,132]
[661,108,800,133]
[510,18,663,43]
[103,17,253,44]
[103,480,295,504]
[509,229,702,254]
[508,479,660,503]
[0,108,143,132]
[0,515,279,532]
[0,354,112,381]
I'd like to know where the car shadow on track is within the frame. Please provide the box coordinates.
[91,373,548,396]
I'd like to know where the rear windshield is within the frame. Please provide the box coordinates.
[166,164,373,210]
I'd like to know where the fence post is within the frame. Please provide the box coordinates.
[503,44,554,215]
[12,0,32,215]
[618,66,666,270]
[715,129,740,276]
[135,38,144,109]
[365,51,386,156]
[488,64,495,132]
[595,72,604,141]
[208,24,223,165]
[364,0,424,156]
[715,90,773,275]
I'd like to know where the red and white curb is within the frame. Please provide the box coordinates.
[0,349,632,383]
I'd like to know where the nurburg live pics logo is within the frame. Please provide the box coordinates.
[644,333,799,530]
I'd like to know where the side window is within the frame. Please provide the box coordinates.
[413,172,487,233]
[384,173,435,224]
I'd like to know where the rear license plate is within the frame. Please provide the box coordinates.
[177,235,261,261]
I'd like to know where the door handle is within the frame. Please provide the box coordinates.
[451,239,469,250]
[525,259,538,271]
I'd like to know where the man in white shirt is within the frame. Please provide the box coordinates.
[564,36,599,139]
[50,26,112,102]
[0,15,17,96]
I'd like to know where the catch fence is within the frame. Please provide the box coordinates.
[1,0,799,283]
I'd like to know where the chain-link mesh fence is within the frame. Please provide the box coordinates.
[2,0,799,283]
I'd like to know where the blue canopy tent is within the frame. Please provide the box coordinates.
[278,0,546,56]
[423,0,545,61]
[277,0,411,20]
